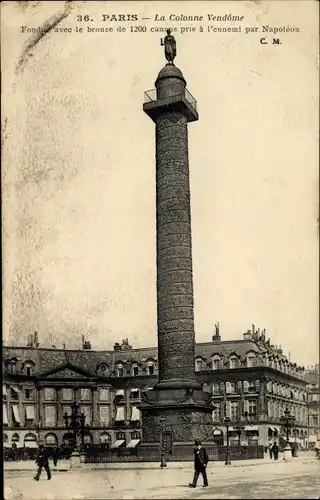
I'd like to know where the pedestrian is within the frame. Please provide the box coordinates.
[52,446,59,467]
[189,439,209,488]
[272,441,279,461]
[268,442,273,460]
[34,442,51,481]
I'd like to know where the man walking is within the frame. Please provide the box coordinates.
[189,439,209,488]
[272,441,279,461]
[34,442,51,481]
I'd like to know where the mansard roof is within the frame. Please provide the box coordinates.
[3,335,304,374]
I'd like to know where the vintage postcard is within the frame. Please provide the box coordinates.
[2,1,319,499]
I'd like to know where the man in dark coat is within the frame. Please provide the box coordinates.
[34,442,51,481]
[189,440,209,488]
[272,441,279,461]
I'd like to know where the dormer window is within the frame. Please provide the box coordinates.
[212,356,221,370]
[132,365,139,377]
[99,364,108,375]
[195,359,203,372]
[246,354,256,368]
[229,356,237,369]
[116,364,124,377]
[147,361,154,376]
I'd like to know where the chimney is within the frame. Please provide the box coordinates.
[113,342,121,351]
[212,322,221,342]
[83,341,91,350]
[51,345,56,349]
[243,330,253,341]
[34,331,40,348]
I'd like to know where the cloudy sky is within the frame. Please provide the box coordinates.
[2,1,318,366]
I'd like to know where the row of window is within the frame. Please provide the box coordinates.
[196,354,258,372]
[3,386,142,403]
[4,430,142,447]
[3,403,141,427]
[195,354,304,377]
[267,400,307,422]
[212,400,308,423]
[212,400,257,422]
[5,359,156,377]
[202,380,306,400]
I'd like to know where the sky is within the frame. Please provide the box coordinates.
[2,1,319,367]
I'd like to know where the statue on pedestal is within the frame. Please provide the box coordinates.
[161,29,176,64]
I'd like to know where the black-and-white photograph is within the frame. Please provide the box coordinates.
[2,1,319,498]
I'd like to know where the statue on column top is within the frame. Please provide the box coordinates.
[161,29,176,64]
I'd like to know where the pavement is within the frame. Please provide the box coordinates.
[4,452,320,499]
[3,451,317,471]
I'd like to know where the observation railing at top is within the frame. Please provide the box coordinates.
[144,82,197,113]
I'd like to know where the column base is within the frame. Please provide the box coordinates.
[138,386,214,446]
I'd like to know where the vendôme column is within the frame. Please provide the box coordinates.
[138,31,213,454]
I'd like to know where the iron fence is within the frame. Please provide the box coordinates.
[144,83,197,112]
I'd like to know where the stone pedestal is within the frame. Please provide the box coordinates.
[140,62,213,453]
[70,450,81,468]
[283,445,292,461]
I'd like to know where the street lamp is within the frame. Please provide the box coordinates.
[280,408,295,461]
[159,416,167,468]
[233,415,246,448]
[224,417,231,465]
[279,408,295,445]
[292,428,298,457]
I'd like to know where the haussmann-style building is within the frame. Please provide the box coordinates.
[3,326,310,455]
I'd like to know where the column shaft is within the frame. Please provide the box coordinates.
[156,110,195,384]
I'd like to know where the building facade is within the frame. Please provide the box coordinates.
[2,328,310,452]
[305,364,320,448]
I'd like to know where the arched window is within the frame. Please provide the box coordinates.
[246,353,256,368]
[116,364,124,377]
[45,433,57,446]
[10,358,18,374]
[229,356,238,369]
[147,360,154,376]
[212,355,221,370]
[195,359,203,372]
[24,433,37,449]
[12,433,20,442]
[202,383,210,393]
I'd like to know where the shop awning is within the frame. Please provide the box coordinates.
[130,406,140,421]
[3,385,7,396]
[127,439,140,448]
[11,385,20,393]
[115,406,125,421]
[213,429,223,435]
[24,441,38,448]
[3,405,8,424]
[245,426,258,431]
[110,439,125,449]
[12,404,21,423]
[115,389,124,397]
[25,406,35,420]
[4,442,10,448]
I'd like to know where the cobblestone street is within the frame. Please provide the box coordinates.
[4,455,320,499]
